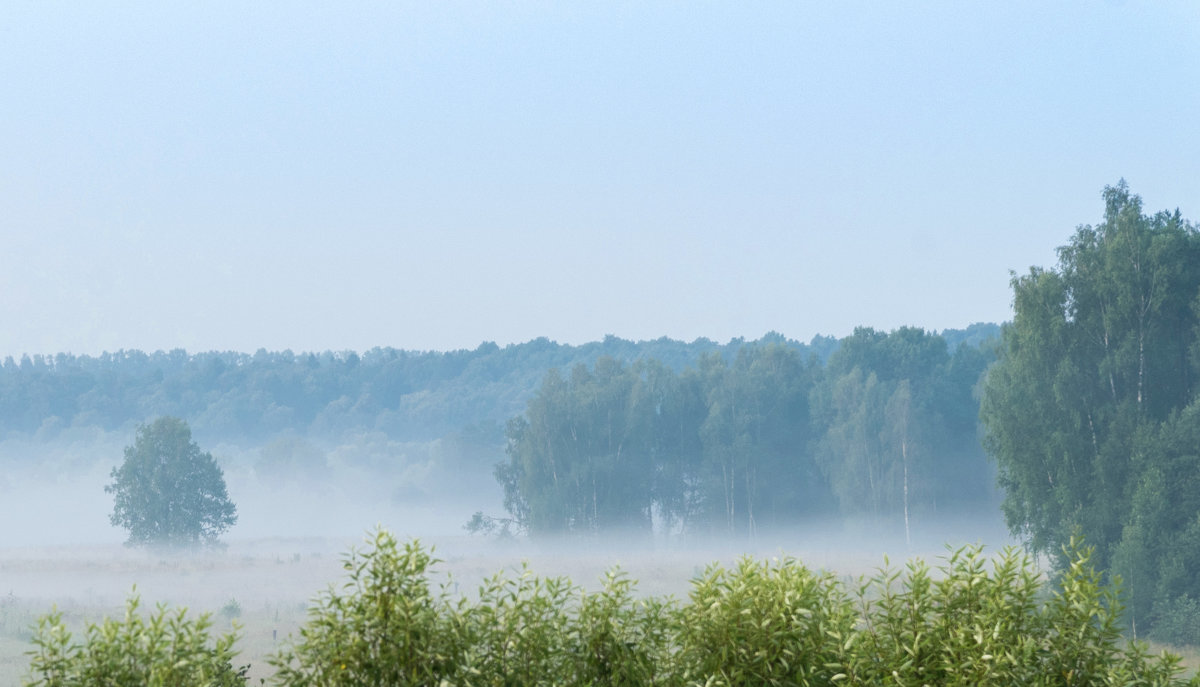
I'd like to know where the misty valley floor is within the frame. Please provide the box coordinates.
[0,530,1018,684]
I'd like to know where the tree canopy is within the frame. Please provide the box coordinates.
[0,329,995,446]
[981,181,1200,639]
[107,417,238,547]
[499,328,997,539]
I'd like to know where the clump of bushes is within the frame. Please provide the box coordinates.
[266,531,1196,686]
[25,530,1200,686]
[24,594,245,687]
[675,557,854,685]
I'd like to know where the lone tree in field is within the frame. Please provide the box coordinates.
[107,417,237,547]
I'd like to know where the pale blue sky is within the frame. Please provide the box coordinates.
[2,2,1198,357]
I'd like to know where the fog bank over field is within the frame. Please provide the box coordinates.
[0,430,505,548]
[0,324,1013,680]
[0,424,1012,685]
[0,434,1010,554]
[0,327,1006,552]
[0,426,1014,682]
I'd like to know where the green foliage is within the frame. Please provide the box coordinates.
[24,594,246,687]
[107,417,237,547]
[0,329,991,449]
[28,532,1186,686]
[981,182,1200,637]
[847,546,1038,685]
[675,556,855,686]
[570,570,674,686]
[697,345,825,536]
[269,529,673,686]
[502,357,655,535]
[269,530,461,686]
[456,565,576,685]
[815,326,995,530]
[459,566,673,686]
[0,337,773,442]
[501,330,995,539]
[220,599,242,621]
[1151,595,1200,648]
[262,531,1197,687]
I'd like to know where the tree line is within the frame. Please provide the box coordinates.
[0,328,995,446]
[497,326,997,540]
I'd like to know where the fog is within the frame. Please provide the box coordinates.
[0,428,505,547]
[0,430,1015,683]
[0,430,1012,555]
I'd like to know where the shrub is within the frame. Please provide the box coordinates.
[569,570,674,686]
[846,540,1192,686]
[846,545,1045,685]
[458,566,674,686]
[24,594,245,687]
[264,532,1197,687]
[268,530,462,687]
[220,598,242,621]
[675,556,854,686]
[46,530,1191,686]
[455,564,575,685]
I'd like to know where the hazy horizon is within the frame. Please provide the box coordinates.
[0,324,995,360]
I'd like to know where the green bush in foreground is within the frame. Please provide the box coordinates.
[843,542,1187,686]
[268,532,462,686]
[264,531,1196,686]
[24,594,245,687]
[268,532,675,686]
[676,556,855,686]
[26,531,1200,686]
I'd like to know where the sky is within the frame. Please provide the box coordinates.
[2,2,1198,358]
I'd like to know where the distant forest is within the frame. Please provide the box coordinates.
[0,324,1001,539]
[498,326,1000,540]
[0,324,999,447]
